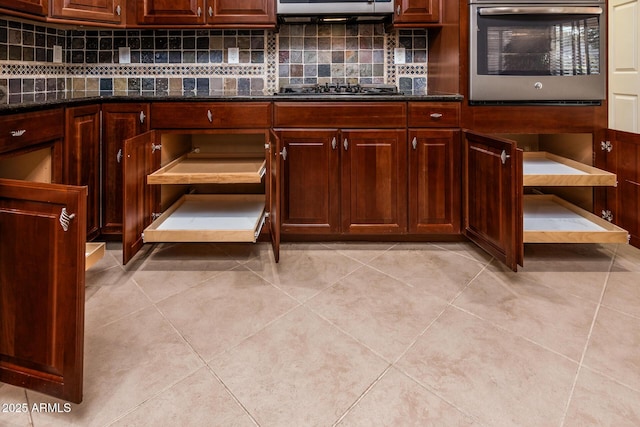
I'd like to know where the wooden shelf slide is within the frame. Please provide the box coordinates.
[147,153,266,184]
[523,152,616,187]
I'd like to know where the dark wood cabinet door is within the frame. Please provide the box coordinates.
[409,129,460,234]
[393,0,439,25]
[463,130,523,271]
[341,129,407,234]
[0,178,86,403]
[278,130,341,234]
[65,105,101,241]
[138,0,205,24]
[208,0,275,26]
[51,0,124,23]
[606,130,640,247]
[102,104,150,239]
[123,131,160,265]
[0,0,47,16]
[269,130,281,262]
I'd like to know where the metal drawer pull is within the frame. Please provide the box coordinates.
[117,148,123,163]
[412,137,417,150]
[430,113,443,119]
[331,137,337,150]
[207,109,213,123]
[11,129,26,137]
[59,208,76,232]
[140,111,146,124]
[501,150,511,165]
[344,139,349,150]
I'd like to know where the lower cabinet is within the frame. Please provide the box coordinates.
[101,103,150,239]
[65,104,101,240]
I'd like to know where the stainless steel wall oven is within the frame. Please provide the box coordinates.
[469,0,606,103]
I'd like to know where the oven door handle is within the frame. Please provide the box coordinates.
[478,6,602,15]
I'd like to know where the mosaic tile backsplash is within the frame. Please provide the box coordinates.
[0,17,429,104]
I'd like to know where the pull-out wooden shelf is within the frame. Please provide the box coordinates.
[523,195,628,243]
[85,242,105,270]
[143,194,266,243]
[147,154,267,184]
[523,152,616,186]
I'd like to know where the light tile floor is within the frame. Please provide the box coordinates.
[2,241,640,426]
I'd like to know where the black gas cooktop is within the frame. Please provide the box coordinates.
[277,83,401,96]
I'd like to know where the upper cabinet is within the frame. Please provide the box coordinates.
[137,0,275,27]
[393,0,440,26]
[0,0,47,16]
[50,0,125,24]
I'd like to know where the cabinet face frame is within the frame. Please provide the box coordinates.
[0,178,86,403]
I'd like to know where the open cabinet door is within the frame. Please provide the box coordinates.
[123,131,160,265]
[269,130,281,262]
[0,179,86,403]
[463,131,523,271]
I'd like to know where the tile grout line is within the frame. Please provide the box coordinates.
[558,244,617,427]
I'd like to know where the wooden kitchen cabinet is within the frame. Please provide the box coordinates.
[122,101,279,265]
[102,103,150,239]
[137,0,275,26]
[50,0,125,24]
[393,0,440,26]
[0,0,47,16]
[65,104,101,241]
[274,102,407,236]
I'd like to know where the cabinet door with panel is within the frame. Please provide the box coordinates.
[0,0,47,15]
[51,0,124,23]
[409,129,460,234]
[138,0,205,25]
[65,105,101,240]
[208,0,275,26]
[341,129,407,234]
[393,0,440,25]
[277,129,341,234]
[0,179,86,403]
[102,103,150,238]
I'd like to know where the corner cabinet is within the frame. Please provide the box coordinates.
[464,130,630,271]
[122,102,279,264]
[137,0,275,27]
[274,102,408,236]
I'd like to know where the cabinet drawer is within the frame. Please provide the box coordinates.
[151,102,271,129]
[274,102,406,128]
[408,102,460,128]
[0,109,64,153]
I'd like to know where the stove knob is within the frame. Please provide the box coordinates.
[534,82,543,90]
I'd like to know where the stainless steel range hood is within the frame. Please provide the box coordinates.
[276,0,394,23]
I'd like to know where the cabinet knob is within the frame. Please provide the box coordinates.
[280,147,288,160]
[344,139,349,151]
[331,137,337,150]
[207,109,213,123]
[396,5,401,15]
[209,6,213,17]
[116,4,121,15]
[59,207,76,232]
[117,148,123,163]
[412,137,417,150]
[197,7,202,17]
[139,111,146,124]
[500,150,511,165]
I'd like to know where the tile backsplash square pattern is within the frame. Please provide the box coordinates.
[0,17,430,104]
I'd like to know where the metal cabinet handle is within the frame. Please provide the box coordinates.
[152,143,162,153]
[207,109,213,123]
[197,7,202,17]
[10,129,26,137]
[412,137,417,150]
[396,5,401,15]
[116,4,121,15]
[209,6,213,16]
[117,148,123,163]
[344,139,349,151]
[430,113,443,119]
[280,147,288,160]
[331,137,337,150]
[500,150,511,165]
[59,208,76,232]
[139,111,146,124]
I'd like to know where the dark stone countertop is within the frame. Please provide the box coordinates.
[0,91,463,114]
